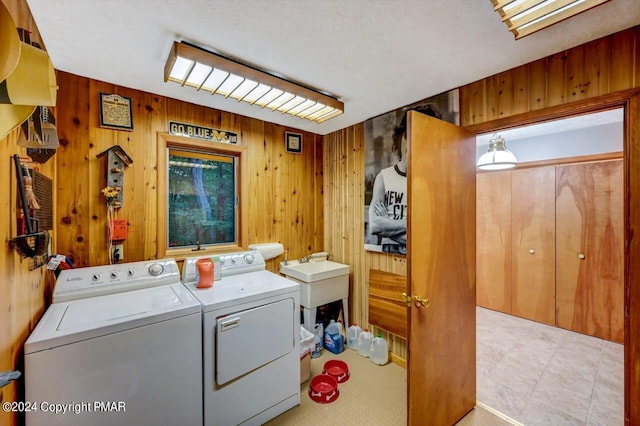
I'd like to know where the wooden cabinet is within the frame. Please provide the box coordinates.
[555,160,624,342]
[511,167,556,326]
[476,171,512,314]
[477,159,623,342]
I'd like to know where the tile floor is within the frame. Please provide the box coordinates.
[477,306,624,425]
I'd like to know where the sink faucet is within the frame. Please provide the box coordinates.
[300,255,311,263]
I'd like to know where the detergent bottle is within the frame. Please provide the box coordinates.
[323,319,344,354]
[312,321,324,358]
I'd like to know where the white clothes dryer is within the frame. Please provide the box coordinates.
[24,259,203,426]
[183,250,300,426]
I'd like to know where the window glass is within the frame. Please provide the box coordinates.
[167,148,236,248]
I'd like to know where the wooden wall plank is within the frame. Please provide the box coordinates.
[485,74,500,122]
[528,58,548,111]
[511,64,530,116]
[609,28,636,93]
[566,44,589,103]
[585,35,612,98]
[546,51,567,107]
[497,71,515,119]
[459,80,485,128]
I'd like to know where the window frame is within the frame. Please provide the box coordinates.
[157,132,248,260]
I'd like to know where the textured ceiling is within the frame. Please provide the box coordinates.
[25,0,640,135]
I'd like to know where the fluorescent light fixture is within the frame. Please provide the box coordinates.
[477,135,518,170]
[491,0,611,39]
[164,41,344,123]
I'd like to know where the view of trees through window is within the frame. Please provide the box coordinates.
[168,149,236,248]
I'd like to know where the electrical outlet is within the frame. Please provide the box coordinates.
[111,244,124,263]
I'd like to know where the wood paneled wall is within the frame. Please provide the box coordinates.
[0,1,54,425]
[323,125,408,361]
[54,71,324,270]
[460,26,640,126]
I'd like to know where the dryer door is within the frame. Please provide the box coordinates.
[216,298,294,385]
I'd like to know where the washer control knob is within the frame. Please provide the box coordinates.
[244,254,255,264]
[127,269,136,277]
[110,271,120,279]
[92,273,102,281]
[230,257,236,265]
[148,263,164,276]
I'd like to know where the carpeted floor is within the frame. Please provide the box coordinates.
[265,347,518,426]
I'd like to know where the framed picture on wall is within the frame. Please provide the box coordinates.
[363,89,460,255]
[285,132,302,154]
[99,93,134,131]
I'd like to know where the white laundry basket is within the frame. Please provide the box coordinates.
[300,326,315,383]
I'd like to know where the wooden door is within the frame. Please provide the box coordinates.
[407,111,476,425]
[556,160,624,342]
[511,167,556,325]
[476,171,512,313]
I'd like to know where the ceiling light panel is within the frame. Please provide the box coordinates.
[491,0,611,39]
[164,41,344,123]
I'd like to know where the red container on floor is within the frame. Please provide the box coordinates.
[322,359,350,383]
[308,374,339,404]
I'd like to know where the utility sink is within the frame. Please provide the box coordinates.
[279,260,349,283]
[281,259,351,332]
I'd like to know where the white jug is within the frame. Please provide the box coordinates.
[357,329,374,357]
[346,323,362,350]
[370,334,389,365]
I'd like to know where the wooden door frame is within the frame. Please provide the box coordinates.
[465,88,640,425]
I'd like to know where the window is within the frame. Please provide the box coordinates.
[157,133,247,259]
[168,149,236,248]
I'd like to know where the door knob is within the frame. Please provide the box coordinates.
[413,295,430,308]
[529,249,535,254]
[401,293,412,307]
[578,253,585,259]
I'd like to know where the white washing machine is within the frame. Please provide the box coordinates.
[182,250,300,426]
[24,259,203,426]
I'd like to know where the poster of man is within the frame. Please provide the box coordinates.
[363,89,459,254]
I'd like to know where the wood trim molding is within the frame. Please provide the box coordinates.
[390,352,407,369]
[625,92,640,425]
[464,88,640,135]
[156,132,248,260]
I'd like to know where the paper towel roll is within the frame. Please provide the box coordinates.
[248,242,284,260]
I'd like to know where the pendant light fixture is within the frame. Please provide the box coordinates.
[477,134,517,170]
